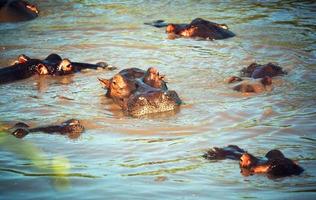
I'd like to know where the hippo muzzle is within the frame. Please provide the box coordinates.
[126,90,182,117]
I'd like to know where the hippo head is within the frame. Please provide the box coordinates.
[98,74,136,99]
[233,76,272,93]
[57,59,74,75]
[143,67,167,90]
[126,90,182,117]
[239,153,259,169]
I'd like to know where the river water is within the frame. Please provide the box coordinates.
[0,0,315,199]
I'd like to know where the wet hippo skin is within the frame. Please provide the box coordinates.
[232,76,272,93]
[99,67,182,117]
[240,62,286,79]
[226,62,286,93]
[204,145,304,178]
[0,0,39,22]
[145,18,235,40]
[0,53,113,84]
[11,119,85,139]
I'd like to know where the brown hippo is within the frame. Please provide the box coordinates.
[99,67,167,99]
[0,53,114,84]
[145,18,235,40]
[11,119,84,139]
[240,63,286,79]
[226,62,286,93]
[98,67,182,117]
[203,145,304,178]
[239,150,304,177]
[0,0,39,22]
[231,76,273,93]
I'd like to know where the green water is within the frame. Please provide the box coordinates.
[0,0,315,199]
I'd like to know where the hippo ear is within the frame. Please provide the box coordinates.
[36,63,49,75]
[16,54,31,64]
[98,78,110,89]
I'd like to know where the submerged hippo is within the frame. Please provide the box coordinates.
[11,119,84,139]
[240,63,287,79]
[226,62,286,93]
[203,145,304,178]
[0,0,39,22]
[0,53,115,84]
[230,76,272,93]
[145,18,235,40]
[98,67,182,117]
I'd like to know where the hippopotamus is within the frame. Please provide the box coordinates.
[0,0,39,22]
[230,76,273,93]
[203,145,304,178]
[145,18,235,40]
[11,119,84,139]
[98,67,182,117]
[240,63,287,79]
[0,53,115,84]
[226,62,286,93]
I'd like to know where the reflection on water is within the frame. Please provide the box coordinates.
[0,131,73,191]
[0,0,316,199]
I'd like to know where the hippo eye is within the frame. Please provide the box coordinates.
[112,81,116,85]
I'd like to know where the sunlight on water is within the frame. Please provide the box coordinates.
[0,0,316,199]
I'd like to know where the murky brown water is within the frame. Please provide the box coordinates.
[0,0,316,199]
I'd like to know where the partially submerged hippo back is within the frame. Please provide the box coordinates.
[240,63,286,78]
[11,119,85,138]
[147,18,235,40]
[186,18,235,40]
[0,0,39,23]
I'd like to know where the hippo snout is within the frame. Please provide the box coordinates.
[127,90,182,117]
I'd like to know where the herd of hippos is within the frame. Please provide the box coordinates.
[1,0,304,178]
